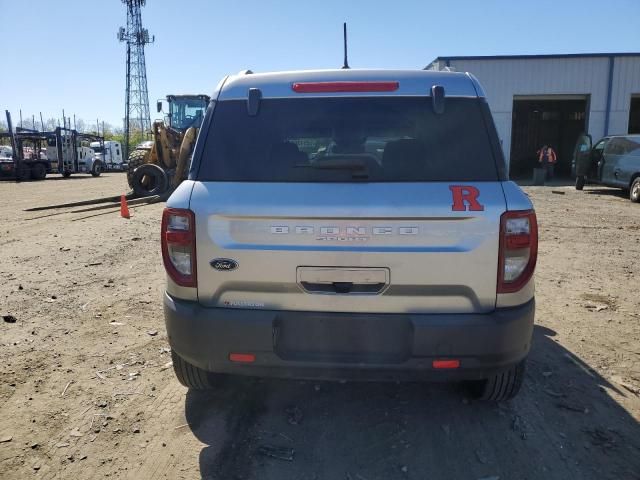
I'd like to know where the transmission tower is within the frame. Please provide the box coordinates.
[118,0,154,159]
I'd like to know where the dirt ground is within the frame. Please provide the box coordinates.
[0,174,639,480]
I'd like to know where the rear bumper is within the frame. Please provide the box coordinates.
[164,293,534,381]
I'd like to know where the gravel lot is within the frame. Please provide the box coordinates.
[0,174,639,479]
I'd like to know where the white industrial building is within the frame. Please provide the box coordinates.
[427,53,640,178]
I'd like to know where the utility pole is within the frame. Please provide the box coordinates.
[118,0,154,160]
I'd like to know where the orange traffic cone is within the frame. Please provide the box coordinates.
[120,194,130,219]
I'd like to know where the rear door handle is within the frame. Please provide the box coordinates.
[300,281,386,294]
[297,267,389,295]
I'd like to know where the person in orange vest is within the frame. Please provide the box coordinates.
[537,145,557,181]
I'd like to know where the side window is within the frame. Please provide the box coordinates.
[592,140,607,161]
[604,138,626,156]
[617,137,640,157]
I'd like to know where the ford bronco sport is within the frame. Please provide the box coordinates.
[162,69,537,401]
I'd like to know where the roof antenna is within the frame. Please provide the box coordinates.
[342,22,350,69]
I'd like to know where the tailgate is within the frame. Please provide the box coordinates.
[191,182,505,314]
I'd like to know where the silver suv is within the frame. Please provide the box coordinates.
[162,69,537,401]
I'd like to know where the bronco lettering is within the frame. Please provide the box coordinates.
[270,226,419,236]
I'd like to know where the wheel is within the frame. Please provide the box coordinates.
[630,177,640,203]
[62,170,72,178]
[466,360,526,402]
[127,149,149,188]
[575,175,585,191]
[31,163,47,181]
[171,350,217,389]
[91,161,103,177]
[131,163,169,197]
[15,163,31,181]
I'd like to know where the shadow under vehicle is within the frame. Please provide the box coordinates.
[180,325,640,480]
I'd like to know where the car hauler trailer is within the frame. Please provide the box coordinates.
[0,112,52,180]
[1,110,107,180]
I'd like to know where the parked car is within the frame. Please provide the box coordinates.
[162,69,538,401]
[0,145,12,160]
[574,134,640,202]
[0,146,13,176]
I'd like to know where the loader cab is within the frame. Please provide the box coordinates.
[161,95,210,132]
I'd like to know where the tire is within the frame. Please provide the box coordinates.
[575,175,585,191]
[91,161,103,177]
[630,177,640,203]
[16,163,31,181]
[171,350,216,390]
[466,360,526,402]
[127,149,149,188]
[131,163,169,197]
[31,163,47,181]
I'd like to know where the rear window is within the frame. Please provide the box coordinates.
[195,97,500,182]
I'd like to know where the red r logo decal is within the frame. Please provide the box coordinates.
[449,185,484,211]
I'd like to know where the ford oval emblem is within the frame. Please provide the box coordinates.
[210,258,238,272]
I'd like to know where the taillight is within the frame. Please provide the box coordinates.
[291,81,399,93]
[497,210,537,294]
[161,208,197,288]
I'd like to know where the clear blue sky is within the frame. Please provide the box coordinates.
[1,0,639,128]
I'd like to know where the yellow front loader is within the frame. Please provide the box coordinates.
[127,94,210,196]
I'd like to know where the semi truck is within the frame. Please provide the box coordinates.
[90,141,125,171]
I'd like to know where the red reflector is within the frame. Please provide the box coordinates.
[229,353,255,363]
[433,359,460,369]
[506,234,530,249]
[292,81,399,93]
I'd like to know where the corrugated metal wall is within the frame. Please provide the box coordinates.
[439,55,640,171]
[610,57,640,135]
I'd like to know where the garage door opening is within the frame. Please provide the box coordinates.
[509,96,588,179]
[629,96,640,134]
